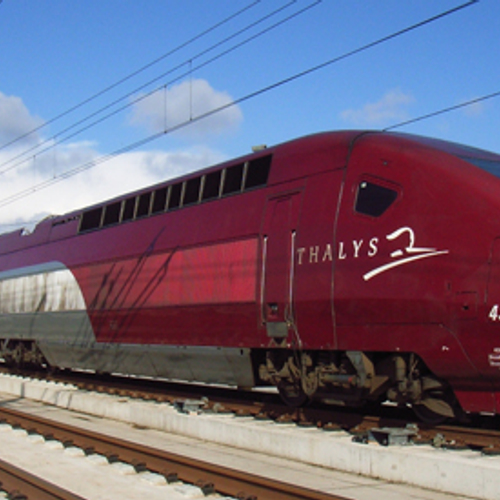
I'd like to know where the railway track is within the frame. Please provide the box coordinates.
[0,457,85,500]
[1,369,499,500]
[0,405,350,500]
[26,367,500,453]
[4,365,500,452]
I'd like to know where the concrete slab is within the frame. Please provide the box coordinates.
[0,421,213,500]
[0,373,495,500]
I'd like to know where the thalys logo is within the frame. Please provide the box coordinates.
[296,226,449,281]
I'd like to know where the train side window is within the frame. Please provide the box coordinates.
[79,207,103,232]
[136,192,152,218]
[202,170,222,200]
[152,187,168,214]
[168,182,182,210]
[183,177,201,206]
[122,197,136,222]
[79,156,271,233]
[222,163,244,195]
[245,155,271,189]
[355,182,398,217]
[102,201,121,227]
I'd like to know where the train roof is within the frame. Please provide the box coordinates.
[3,130,500,242]
[52,131,500,218]
[384,131,500,161]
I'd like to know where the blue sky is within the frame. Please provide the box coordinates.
[0,0,499,230]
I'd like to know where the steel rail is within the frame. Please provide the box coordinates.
[0,406,351,500]
[0,457,86,500]
[4,367,500,452]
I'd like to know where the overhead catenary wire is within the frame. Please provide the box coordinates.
[0,0,478,210]
[0,0,261,153]
[0,0,307,176]
[384,90,500,131]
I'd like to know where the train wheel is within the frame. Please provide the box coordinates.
[277,382,308,407]
[413,402,451,425]
[412,376,457,424]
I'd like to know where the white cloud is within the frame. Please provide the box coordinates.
[340,89,415,126]
[0,91,44,146]
[0,92,228,234]
[129,79,243,139]
[84,146,226,204]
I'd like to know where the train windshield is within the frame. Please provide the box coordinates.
[459,157,500,179]
[407,135,500,179]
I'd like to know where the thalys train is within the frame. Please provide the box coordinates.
[2,130,500,421]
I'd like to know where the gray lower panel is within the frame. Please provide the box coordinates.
[0,311,94,344]
[0,310,255,387]
[40,342,255,387]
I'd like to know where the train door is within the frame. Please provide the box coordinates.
[260,192,302,341]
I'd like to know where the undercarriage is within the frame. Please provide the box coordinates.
[0,339,47,369]
[258,349,459,423]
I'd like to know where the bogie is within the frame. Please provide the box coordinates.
[0,339,47,369]
[258,349,460,421]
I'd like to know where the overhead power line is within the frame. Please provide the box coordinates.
[0,0,261,153]
[0,0,479,210]
[0,0,308,175]
[385,90,500,131]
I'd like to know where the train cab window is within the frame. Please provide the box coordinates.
[202,170,222,200]
[245,155,271,189]
[80,207,103,232]
[183,177,201,206]
[460,157,500,179]
[222,163,244,195]
[168,182,182,210]
[152,187,168,214]
[102,201,121,227]
[355,182,397,217]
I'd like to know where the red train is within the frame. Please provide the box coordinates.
[2,130,500,421]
